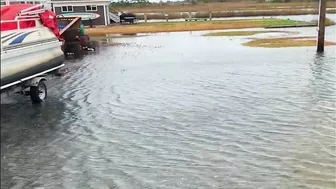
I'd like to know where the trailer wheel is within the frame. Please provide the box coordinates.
[30,80,47,103]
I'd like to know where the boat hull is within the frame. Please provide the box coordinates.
[1,41,65,88]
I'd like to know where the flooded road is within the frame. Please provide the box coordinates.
[1,16,336,189]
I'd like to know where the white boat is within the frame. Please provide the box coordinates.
[0,2,65,90]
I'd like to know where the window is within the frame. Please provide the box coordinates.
[85,5,97,11]
[61,6,73,12]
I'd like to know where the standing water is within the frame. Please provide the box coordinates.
[1,15,336,189]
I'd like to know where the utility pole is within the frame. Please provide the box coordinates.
[317,0,326,52]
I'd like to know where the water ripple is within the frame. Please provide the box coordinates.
[2,26,336,189]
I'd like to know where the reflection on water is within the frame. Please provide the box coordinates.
[1,16,336,189]
[1,98,70,188]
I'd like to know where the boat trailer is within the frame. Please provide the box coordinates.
[0,64,65,103]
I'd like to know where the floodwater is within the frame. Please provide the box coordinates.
[1,15,336,189]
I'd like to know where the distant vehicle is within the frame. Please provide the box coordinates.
[119,12,137,24]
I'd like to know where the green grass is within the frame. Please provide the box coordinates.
[260,19,309,27]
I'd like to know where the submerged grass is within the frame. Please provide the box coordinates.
[310,18,336,26]
[202,30,298,36]
[85,18,314,35]
[243,36,336,48]
[89,34,146,41]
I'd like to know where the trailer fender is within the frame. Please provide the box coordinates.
[25,77,47,87]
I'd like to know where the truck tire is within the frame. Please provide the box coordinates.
[73,44,83,58]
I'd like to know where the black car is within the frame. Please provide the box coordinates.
[119,13,137,24]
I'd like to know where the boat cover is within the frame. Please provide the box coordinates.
[39,9,62,40]
[1,4,61,40]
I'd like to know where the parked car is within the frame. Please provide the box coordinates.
[119,12,137,24]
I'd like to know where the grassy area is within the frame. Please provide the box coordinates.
[86,18,318,35]
[202,30,298,36]
[243,36,336,48]
[114,2,336,20]
[118,2,336,14]
[135,9,336,20]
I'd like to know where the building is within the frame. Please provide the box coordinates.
[51,0,111,26]
[0,0,112,26]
